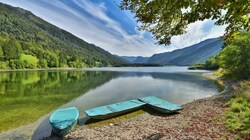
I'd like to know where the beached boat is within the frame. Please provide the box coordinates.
[85,100,145,119]
[49,107,79,137]
[138,96,183,113]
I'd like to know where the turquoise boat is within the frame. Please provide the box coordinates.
[85,100,145,119]
[49,107,79,137]
[138,96,183,113]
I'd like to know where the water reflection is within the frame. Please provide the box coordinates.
[72,72,218,113]
[0,70,118,133]
[0,67,219,139]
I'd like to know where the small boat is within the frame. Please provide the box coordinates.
[85,100,145,119]
[138,96,183,113]
[49,107,79,137]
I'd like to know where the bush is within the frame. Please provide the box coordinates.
[225,95,250,138]
[219,31,250,79]
[20,54,38,68]
[0,61,7,69]
[205,56,219,70]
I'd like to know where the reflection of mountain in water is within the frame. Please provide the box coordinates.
[73,71,218,110]
[116,72,216,90]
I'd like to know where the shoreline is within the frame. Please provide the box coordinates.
[66,73,237,139]
[0,114,50,140]
[0,67,83,72]
[0,72,236,139]
[0,66,200,72]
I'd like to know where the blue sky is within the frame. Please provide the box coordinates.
[0,0,226,56]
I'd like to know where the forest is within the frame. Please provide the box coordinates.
[0,3,126,69]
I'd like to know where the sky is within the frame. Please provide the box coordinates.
[0,0,226,57]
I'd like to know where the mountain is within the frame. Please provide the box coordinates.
[120,56,149,64]
[0,3,126,69]
[146,38,223,65]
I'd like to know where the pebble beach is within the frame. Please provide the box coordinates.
[66,74,237,140]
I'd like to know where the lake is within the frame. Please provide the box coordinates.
[0,66,220,137]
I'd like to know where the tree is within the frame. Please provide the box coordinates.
[2,38,22,60]
[219,31,250,79]
[120,0,250,45]
[0,46,4,61]
[205,55,219,70]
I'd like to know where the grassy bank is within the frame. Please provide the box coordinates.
[225,81,250,138]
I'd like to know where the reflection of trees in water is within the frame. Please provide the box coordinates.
[0,70,121,132]
[0,71,119,98]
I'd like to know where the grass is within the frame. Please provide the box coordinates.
[213,68,224,77]
[225,81,250,138]
[188,63,206,70]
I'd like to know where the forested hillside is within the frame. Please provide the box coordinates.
[120,56,149,64]
[0,3,126,69]
[147,38,224,65]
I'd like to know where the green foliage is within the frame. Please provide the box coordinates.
[0,61,7,69]
[188,63,206,70]
[2,38,22,60]
[0,3,127,70]
[225,95,250,138]
[188,55,219,70]
[219,31,250,79]
[120,0,249,45]
[20,54,39,68]
[0,46,4,61]
[38,59,48,68]
[205,56,219,70]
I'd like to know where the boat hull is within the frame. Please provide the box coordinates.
[85,100,145,120]
[88,105,143,120]
[138,96,183,113]
[51,120,77,136]
[50,107,79,137]
[145,104,182,113]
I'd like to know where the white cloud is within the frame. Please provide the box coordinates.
[0,0,226,56]
[169,20,226,50]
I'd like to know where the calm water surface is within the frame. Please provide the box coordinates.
[0,66,220,139]
[68,67,218,113]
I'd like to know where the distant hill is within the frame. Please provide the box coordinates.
[120,56,149,64]
[146,38,224,65]
[0,3,126,69]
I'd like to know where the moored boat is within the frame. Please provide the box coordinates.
[85,100,145,120]
[138,96,183,113]
[49,107,79,137]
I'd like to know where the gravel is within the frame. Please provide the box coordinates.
[66,74,238,140]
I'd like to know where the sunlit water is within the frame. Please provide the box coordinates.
[0,66,220,139]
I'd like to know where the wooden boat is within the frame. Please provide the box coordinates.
[49,107,79,137]
[84,100,145,120]
[138,96,183,113]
